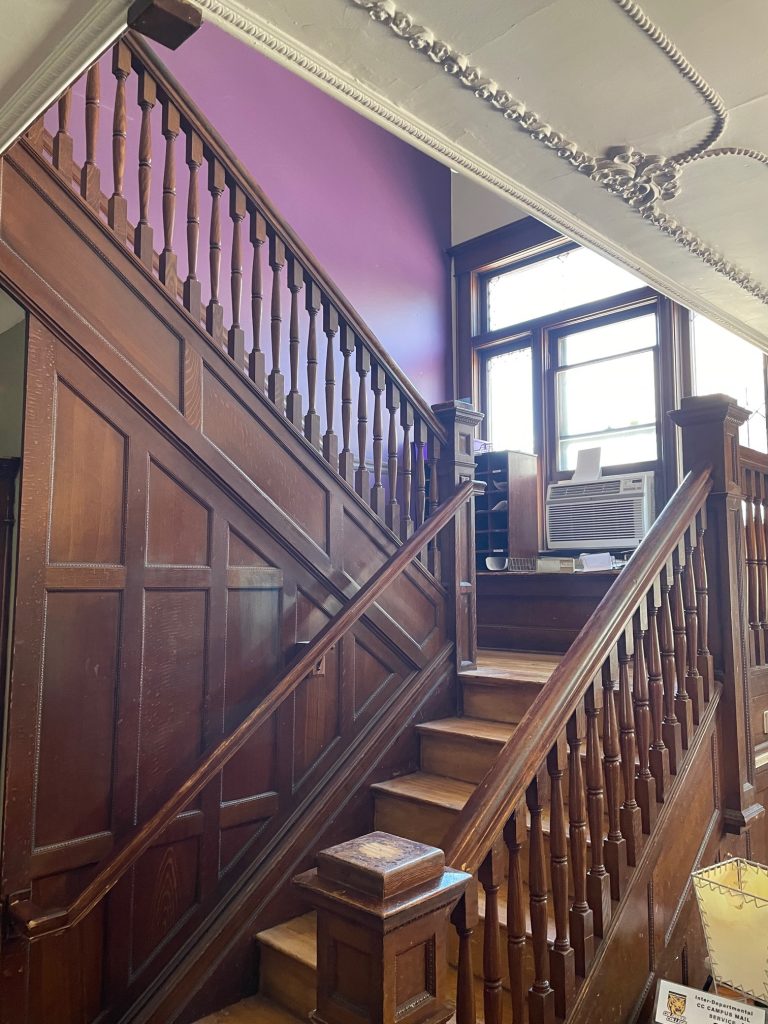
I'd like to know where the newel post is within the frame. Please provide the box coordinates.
[294,832,470,1024]
[669,395,763,838]
[432,401,483,671]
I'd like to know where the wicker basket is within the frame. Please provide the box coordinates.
[692,858,768,1003]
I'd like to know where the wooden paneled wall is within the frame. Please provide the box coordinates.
[0,139,453,1023]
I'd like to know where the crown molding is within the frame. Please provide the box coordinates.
[0,0,130,157]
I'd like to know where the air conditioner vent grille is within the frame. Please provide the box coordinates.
[545,472,654,551]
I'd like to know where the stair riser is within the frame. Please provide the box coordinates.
[462,681,540,723]
[258,946,316,1020]
[373,793,456,849]
[419,733,504,784]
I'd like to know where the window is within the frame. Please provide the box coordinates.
[483,342,534,454]
[691,312,767,453]
[486,244,645,332]
[553,310,659,470]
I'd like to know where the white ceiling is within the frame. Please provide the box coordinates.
[3,0,768,349]
[0,0,131,156]
[189,0,768,348]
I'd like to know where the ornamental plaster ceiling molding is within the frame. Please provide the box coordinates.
[191,0,768,349]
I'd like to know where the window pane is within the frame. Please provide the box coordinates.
[559,426,657,471]
[557,349,656,438]
[558,313,657,366]
[486,346,534,454]
[691,313,767,453]
[487,247,645,331]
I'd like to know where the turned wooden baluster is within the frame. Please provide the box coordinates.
[267,230,286,409]
[602,655,627,900]
[183,131,203,319]
[683,526,705,723]
[304,278,323,447]
[527,775,555,1024]
[355,343,371,502]
[401,402,414,540]
[322,298,338,466]
[617,629,642,866]
[672,545,694,748]
[585,682,610,937]
[694,508,714,697]
[135,70,156,267]
[633,607,657,834]
[227,186,246,368]
[755,475,768,662]
[427,433,441,577]
[285,255,304,429]
[370,363,386,519]
[504,808,527,1024]
[386,382,400,533]
[81,63,101,208]
[659,560,684,772]
[53,88,74,183]
[646,582,671,803]
[108,44,131,241]
[414,418,428,531]
[338,324,355,485]
[745,473,760,662]
[159,100,180,294]
[547,739,576,1018]
[248,210,267,389]
[566,711,594,976]
[206,159,226,343]
[479,840,505,1024]
[451,885,478,1024]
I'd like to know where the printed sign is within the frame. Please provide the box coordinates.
[654,980,767,1024]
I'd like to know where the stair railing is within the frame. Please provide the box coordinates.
[442,464,715,1024]
[8,479,477,940]
[22,31,447,550]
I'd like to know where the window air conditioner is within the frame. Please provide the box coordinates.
[545,471,655,551]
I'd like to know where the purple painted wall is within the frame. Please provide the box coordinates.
[160,24,452,404]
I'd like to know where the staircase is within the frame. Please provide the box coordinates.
[196,650,558,1024]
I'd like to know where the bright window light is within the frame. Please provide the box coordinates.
[691,313,767,453]
[486,345,534,454]
[487,247,645,332]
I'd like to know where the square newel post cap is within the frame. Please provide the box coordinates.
[293,831,470,928]
[669,394,751,493]
[293,833,470,1024]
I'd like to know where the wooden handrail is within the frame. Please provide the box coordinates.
[9,481,476,939]
[443,466,713,874]
[739,445,768,476]
[123,32,447,447]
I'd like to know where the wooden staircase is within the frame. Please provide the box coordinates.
[195,649,558,1023]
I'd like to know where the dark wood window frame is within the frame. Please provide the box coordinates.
[452,217,687,507]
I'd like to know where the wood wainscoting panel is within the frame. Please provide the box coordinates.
[202,366,330,553]
[0,153,184,407]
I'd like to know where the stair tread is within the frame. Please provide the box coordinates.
[256,912,317,969]
[416,717,516,744]
[462,649,560,685]
[371,771,475,811]
[194,995,302,1023]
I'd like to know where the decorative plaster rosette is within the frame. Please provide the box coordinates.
[350,0,768,305]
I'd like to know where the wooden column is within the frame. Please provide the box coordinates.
[294,832,469,1024]
[670,395,764,838]
[432,401,483,671]
[0,460,19,742]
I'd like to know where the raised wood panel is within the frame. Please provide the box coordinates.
[342,510,439,649]
[147,461,210,566]
[0,157,183,405]
[35,589,121,848]
[229,529,272,568]
[137,589,208,820]
[202,367,329,552]
[50,380,126,565]
[131,836,201,972]
[353,638,395,719]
